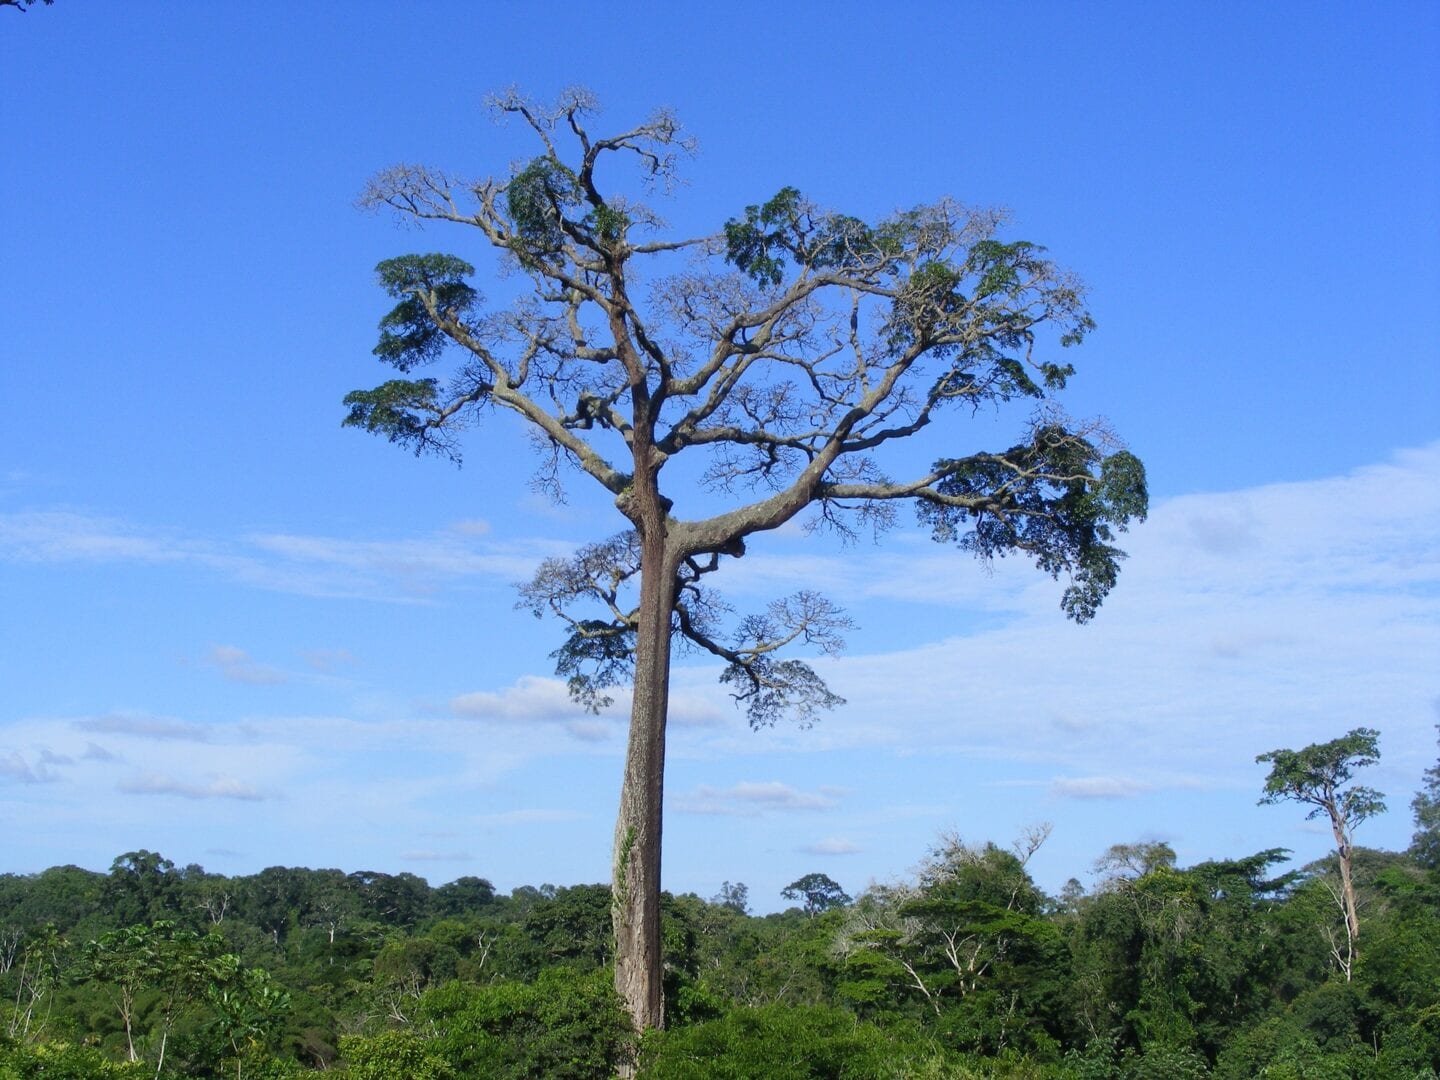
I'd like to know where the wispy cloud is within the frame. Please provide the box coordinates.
[73,713,215,743]
[673,780,841,816]
[118,772,266,801]
[0,511,565,601]
[206,645,288,686]
[1,750,59,784]
[450,675,730,736]
[1049,776,1153,800]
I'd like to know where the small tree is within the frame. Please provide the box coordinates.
[346,89,1147,1031]
[1257,727,1385,979]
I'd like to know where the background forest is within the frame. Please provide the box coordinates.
[2,732,1437,1078]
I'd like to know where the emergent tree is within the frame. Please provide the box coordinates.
[782,873,851,917]
[344,89,1147,1031]
[1257,727,1385,979]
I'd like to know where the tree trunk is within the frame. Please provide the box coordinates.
[612,524,677,1037]
[1331,812,1360,976]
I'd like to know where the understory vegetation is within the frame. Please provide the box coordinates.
[3,781,1438,1079]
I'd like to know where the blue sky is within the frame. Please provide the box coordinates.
[2,3,1437,909]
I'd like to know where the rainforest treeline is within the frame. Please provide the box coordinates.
[3,744,1438,1078]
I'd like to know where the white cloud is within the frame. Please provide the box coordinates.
[673,780,840,816]
[450,675,728,735]
[452,675,596,724]
[0,511,193,564]
[118,772,266,801]
[1049,776,1153,800]
[713,443,1440,782]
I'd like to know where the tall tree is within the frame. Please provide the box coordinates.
[1257,727,1385,979]
[345,89,1147,1031]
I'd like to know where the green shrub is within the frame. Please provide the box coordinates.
[0,1039,148,1079]
[338,1030,450,1080]
[640,1003,947,1079]
[420,967,630,1079]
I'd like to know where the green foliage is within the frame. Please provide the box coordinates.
[640,1003,940,1079]
[783,873,852,916]
[1411,725,1440,869]
[0,1039,148,1078]
[431,876,495,917]
[505,157,581,263]
[205,959,292,1065]
[1257,728,1386,826]
[372,254,478,372]
[103,851,182,928]
[722,186,805,288]
[4,827,1438,1076]
[920,429,1147,624]
[711,881,749,916]
[1062,1038,1211,1080]
[339,1030,451,1080]
[340,378,450,458]
[420,967,631,1079]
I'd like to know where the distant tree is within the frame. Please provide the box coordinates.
[433,875,497,917]
[1409,724,1440,870]
[711,881,749,915]
[1093,841,1177,884]
[521,884,614,970]
[781,873,851,916]
[836,832,1052,1031]
[104,851,182,927]
[1257,728,1385,979]
[346,89,1147,1030]
[345,870,431,929]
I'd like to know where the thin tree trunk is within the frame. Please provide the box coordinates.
[612,525,677,1038]
[1331,812,1360,977]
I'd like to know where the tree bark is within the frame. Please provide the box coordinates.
[611,517,678,1036]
